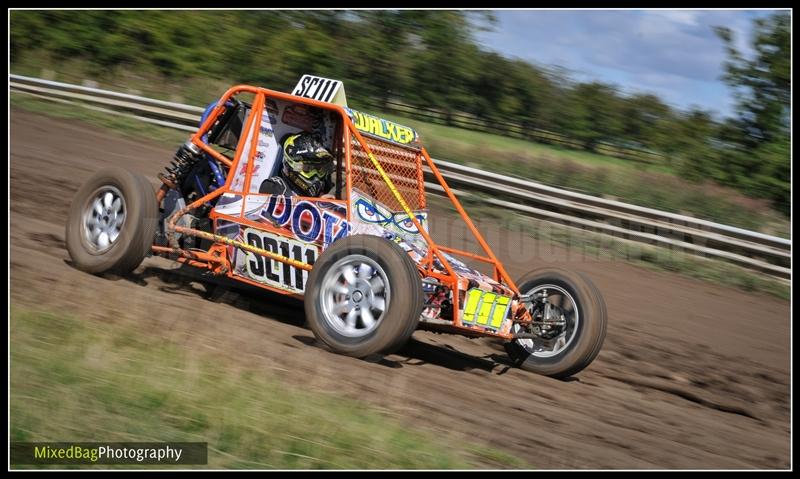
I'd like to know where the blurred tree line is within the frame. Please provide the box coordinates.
[10,10,790,215]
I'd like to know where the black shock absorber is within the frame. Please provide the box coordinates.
[158,140,203,190]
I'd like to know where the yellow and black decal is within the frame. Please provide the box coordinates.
[461,288,512,329]
[347,108,419,147]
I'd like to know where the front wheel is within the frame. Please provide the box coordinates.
[505,267,607,378]
[304,235,423,358]
[65,167,158,275]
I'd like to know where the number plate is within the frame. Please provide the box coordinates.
[241,228,318,293]
[462,288,511,329]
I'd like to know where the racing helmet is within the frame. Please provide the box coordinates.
[281,132,334,197]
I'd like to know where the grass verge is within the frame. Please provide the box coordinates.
[10,308,529,469]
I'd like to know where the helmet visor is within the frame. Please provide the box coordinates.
[295,158,334,179]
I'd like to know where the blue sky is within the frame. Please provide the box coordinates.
[473,9,783,119]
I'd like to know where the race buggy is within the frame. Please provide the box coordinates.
[65,75,607,378]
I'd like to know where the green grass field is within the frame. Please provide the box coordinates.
[10,309,528,469]
[379,111,675,174]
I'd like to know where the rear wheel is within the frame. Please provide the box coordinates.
[65,167,158,275]
[505,268,607,378]
[304,235,423,358]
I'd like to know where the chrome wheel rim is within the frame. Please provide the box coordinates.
[81,186,127,254]
[515,284,579,358]
[320,255,390,338]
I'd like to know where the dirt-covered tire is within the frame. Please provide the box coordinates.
[65,167,158,275]
[304,235,423,358]
[505,267,607,378]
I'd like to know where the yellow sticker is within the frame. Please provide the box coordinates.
[463,288,483,323]
[491,296,511,328]
[349,109,417,145]
[475,292,496,325]
[462,289,510,329]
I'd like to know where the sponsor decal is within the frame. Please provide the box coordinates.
[347,109,418,146]
[354,197,426,236]
[259,196,349,248]
[243,228,317,293]
[351,190,427,239]
[259,125,275,138]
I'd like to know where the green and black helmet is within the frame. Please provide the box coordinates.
[281,133,334,197]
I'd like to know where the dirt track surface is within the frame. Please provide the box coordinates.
[10,110,790,469]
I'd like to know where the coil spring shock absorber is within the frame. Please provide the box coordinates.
[158,140,205,250]
[158,140,203,190]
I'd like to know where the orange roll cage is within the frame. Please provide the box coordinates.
[156,84,529,338]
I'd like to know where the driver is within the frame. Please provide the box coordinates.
[259,132,335,198]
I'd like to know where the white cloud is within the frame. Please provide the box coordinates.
[646,9,702,27]
[473,9,779,116]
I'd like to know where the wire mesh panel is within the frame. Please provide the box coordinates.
[350,134,425,212]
